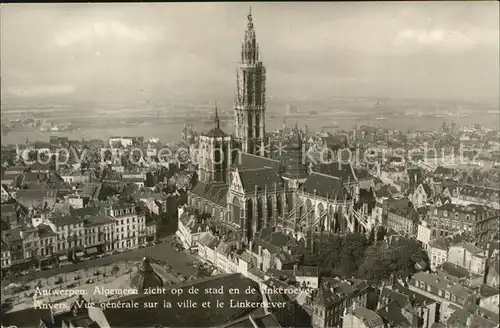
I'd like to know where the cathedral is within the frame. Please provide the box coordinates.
[191,8,374,245]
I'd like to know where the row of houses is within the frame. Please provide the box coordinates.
[1,199,157,271]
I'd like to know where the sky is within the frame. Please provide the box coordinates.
[1,2,499,105]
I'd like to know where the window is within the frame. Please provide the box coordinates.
[444,211,448,217]
[438,290,443,297]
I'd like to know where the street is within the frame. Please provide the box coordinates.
[2,236,198,287]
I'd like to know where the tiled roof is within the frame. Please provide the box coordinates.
[313,162,356,183]
[302,172,351,200]
[198,232,220,249]
[50,215,82,227]
[480,284,499,298]
[412,272,475,298]
[179,212,210,234]
[429,238,448,250]
[191,182,228,206]
[203,127,227,138]
[82,183,102,198]
[450,242,484,254]
[83,214,114,227]
[436,203,490,215]
[311,278,368,307]
[37,224,57,238]
[382,281,435,308]
[238,168,282,194]
[236,153,282,172]
[216,241,233,256]
[351,307,384,328]
[447,304,499,328]
[377,301,412,327]
[460,184,500,201]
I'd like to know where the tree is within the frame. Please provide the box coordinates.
[297,233,369,278]
[358,237,429,284]
[111,265,120,277]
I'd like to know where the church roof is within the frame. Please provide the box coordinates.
[302,172,352,201]
[191,182,228,206]
[313,162,357,183]
[130,257,164,293]
[203,127,227,138]
[237,167,283,193]
[235,153,281,172]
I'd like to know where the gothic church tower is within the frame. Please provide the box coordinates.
[234,8,267,156]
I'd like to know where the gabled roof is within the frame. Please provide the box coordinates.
[198,232,220,249]
[203,127,227,138]
[37,224,57,238]
[238,151,281,171]
[429,238,448,251]
[302,172,351,200]
[311,278,368,307]
[447,304,499,328]
[237,168,282,194]
[377,301,412,327]
[351,307,384,328]
[191,182,228,206]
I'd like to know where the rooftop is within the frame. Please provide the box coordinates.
[101,273,261,327]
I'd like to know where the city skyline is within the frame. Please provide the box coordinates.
[1,2,499,105]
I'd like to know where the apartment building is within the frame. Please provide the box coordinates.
[108,200,147,251]
[307,278,369,328]
[409,272,476,322]
[428,203,496,238]
[428,239,449,271]
[176,207,210,250]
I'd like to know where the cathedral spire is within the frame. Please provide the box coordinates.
[214,102,220,129]
[247,6,253,29]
